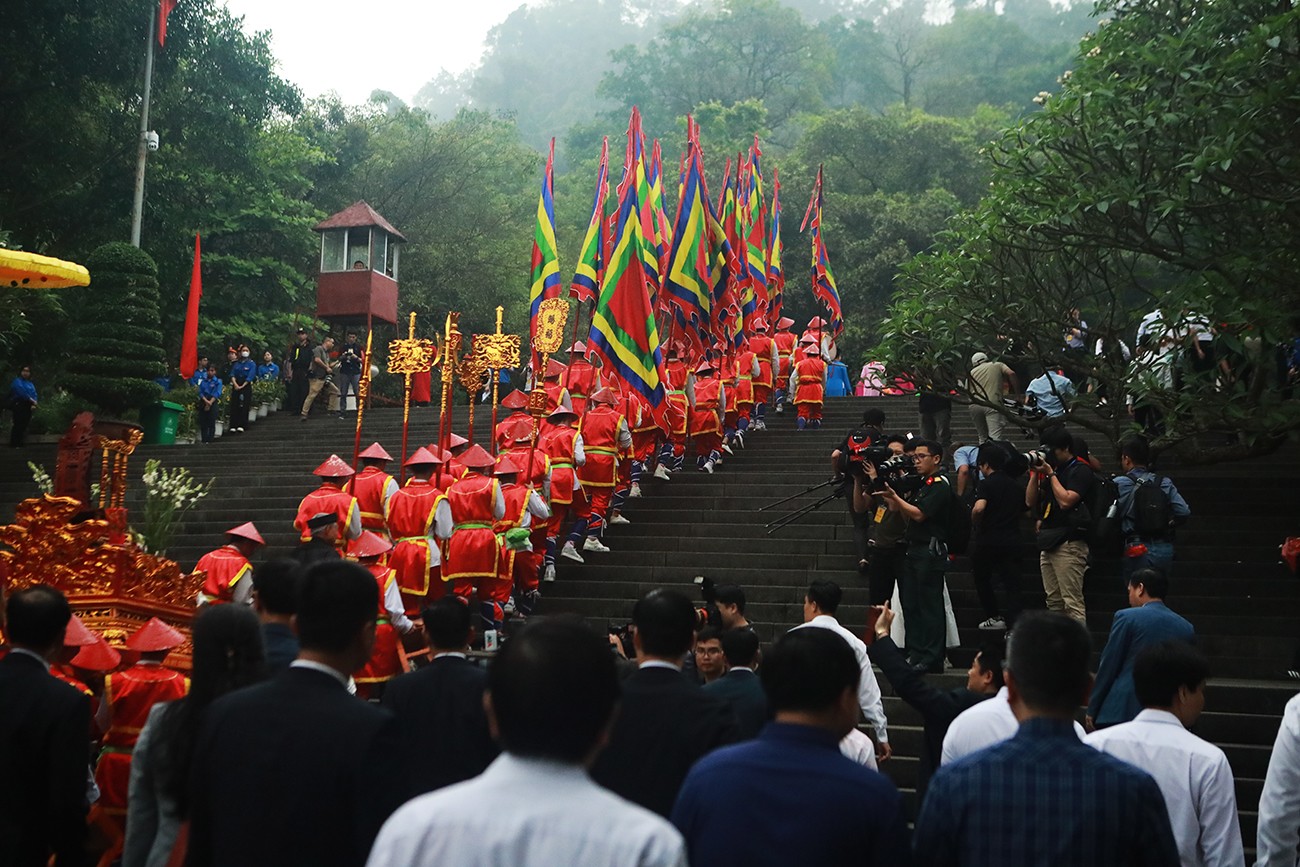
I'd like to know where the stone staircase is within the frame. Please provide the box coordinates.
[1,396,1296,858]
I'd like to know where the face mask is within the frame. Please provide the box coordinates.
[241,351,250,358]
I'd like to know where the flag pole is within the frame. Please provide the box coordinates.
[351,328,373,471]
[130,3,157,247]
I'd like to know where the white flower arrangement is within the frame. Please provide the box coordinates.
[134,459,214,556]
[28,461,100,501]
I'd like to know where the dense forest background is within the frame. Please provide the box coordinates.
[1,0,1094,384]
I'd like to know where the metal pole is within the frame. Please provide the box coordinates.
[129,4,157,247]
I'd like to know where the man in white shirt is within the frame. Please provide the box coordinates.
[367,619,686,867]
[1256,692,1300,866]
[1087,640,1243,867]
[790,579,891,762]
[942,685,1086,765]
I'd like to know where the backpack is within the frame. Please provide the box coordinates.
[1085,470,1121,555]
[1131,473,1173,538]
[944,474,973,556]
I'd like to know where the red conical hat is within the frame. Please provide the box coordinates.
[405,446,442,467]
[589,387,617,406]
[358,442,393,461]
[806,316,826,328]
[225,522,265,545]
[126,617,185,652]
[494,455,522,476]
[776,316,795,330]
[547,407,579,423]
[458,443,495,469]
[501,390,529,410]
[448,433,469,449]
[313,454,355,477]
[799,333,817,344]
[63,615,98,648]
[543,358,567,380]
[695,360,716,375]
[569,340,588,355]
[804,344,822,356]
[754,320,769,332]
[510,418,536,443]
[71,635,121,672]
[351,530,393,559]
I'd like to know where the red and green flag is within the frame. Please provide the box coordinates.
[800,165,843,336]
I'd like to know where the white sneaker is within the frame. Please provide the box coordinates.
[721,443,735,456]
[542,564,556,583]
[653,465,671,481]
[734,432,745,449]
[629,483,643,498]
[609,514,631,525]
[583,537,611,553]
[978,617,1007,631]
[560,543,585,563]
[775,404,785,414]
[704,460,715,474]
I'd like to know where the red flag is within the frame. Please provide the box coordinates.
[158,0,178,46]
[179,234,202,379]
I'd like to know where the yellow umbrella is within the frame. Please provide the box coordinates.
[0,248,91,289]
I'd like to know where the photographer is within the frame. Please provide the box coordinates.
[300,336,341,421]
[971,442,1026,631]
[833,409,887,573]
[851,437,908,630]
[337,331,364,419]
[878,440,954,674]
[1025,426,1095,624]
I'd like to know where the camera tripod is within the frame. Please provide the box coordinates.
[757,476,847,536]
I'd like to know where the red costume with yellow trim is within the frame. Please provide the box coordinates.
[574,399,625,532]
[792,351,828,422]
[347,466,396,534]
[565,357,601,415]
[294,483,360,543]
[195,545,253,604]
[355,562,404,690]
[749,334,777,404]
[733,350,757,421]
[386,477,444,613]
[688,373,724,458]
[773,328,798,385]
[441,455,503,600]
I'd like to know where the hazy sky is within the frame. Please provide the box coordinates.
[221,0,531,105]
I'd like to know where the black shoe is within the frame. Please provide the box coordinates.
[909,662,943,675]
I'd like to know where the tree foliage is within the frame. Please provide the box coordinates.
[878,0,1300,463]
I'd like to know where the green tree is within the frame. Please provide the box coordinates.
[64,243,166,415]
[879,0,1300,462]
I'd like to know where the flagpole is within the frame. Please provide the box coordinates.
[351,328,373,471]
[129,3,157,247]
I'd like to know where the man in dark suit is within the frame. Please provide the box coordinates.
[591,589,740,816]
[252,558,301,673]
[868,604,1000,796]
[382,597,498,794]
[704,629,768,739]
[1087,568,1195,731]
[0,586,91,867]
[187,560,408,867]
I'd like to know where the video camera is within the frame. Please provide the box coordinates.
[693,575,723,630]
[1002,395,1048,420]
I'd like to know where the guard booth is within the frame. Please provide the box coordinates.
[313,201,403,331]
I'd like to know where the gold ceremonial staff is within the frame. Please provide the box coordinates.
[472,305,522,455]
[387,312,439,483]
[351,328,374,471]
[438,313,462,453]
[527,298,570,472]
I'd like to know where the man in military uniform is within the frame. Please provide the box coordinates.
[294,454,362,547]
[194,522,265,605]
[346,443,399,539]
[95,618,189,832]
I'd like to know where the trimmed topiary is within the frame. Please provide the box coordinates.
[63,242,166,415]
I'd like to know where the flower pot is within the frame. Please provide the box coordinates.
[258,404,269,419]
[271,400,281,412]
[214,421,225,438]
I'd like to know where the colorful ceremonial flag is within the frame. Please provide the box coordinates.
[158,0,179,46]
[528,138,562,339]
[801,165,843,336]
[743,137,769,323]
[570,137,609,305]
[768,168,785,325]
[589,144,669,424]
[179,233,202,379]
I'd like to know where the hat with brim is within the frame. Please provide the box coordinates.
[448,433,469,450]
[569,340,588,355]
[458,443,495,469]
[351,530,392,559]
[589,387,617,406]
[126,617,185,652]
[306,512,336,530]
[804,345,822,357]
[494,455,522,476]
[544,359,567,380]
[807,316,827,328]
[501,390,529,410]
[970,352,989,366]
[547,407,579,423]
[70,635,121,672]
[695,361,717,375]
[225,522,265,545]
[313,454,355,478]
[509,418,536,443]
[358,442,393,461]
[63,615,98,648]
[405,446,442,467]
[776,317,795,329]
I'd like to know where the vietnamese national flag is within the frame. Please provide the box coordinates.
[179,234,202,379]
[158,0,178,46]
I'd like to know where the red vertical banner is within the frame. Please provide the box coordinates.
[179,233,202,379]
[158,0,178,46]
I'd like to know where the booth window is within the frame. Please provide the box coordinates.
[321,229,347,272]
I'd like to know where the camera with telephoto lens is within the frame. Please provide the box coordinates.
[607,622,634,658]
[1002,395,1048,420]
[693,575,723,630]
[1023,446,1053,469]
[873,452,924,494]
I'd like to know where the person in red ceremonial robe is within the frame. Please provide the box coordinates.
[748,323,779,431]
[731,346,760,447]
[293,454,361,546]
[540,407,585,582]
[434,433,472,486]
[541,358,572,413]
[52,615,115,739]
[659,341,693,475]
[386,447,447,616]
[626,387,662,499]
[411,362,433,407]
[688,360,727,474]
[564,340,602,415]
[437,444,506,605]
[772,316,798,413]
[800,316,836,361]
[602,380,635,526]
[351,531,416,700]
[790,342,828,430]
[503,418,552,587]
[568,387,632,556]
[490,455,550,626]
[494,390,532,453]
[346,442,399,539]
[95,617,188,831]
[193,522,265,606]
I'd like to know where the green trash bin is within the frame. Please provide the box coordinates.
[141,400,184,445]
